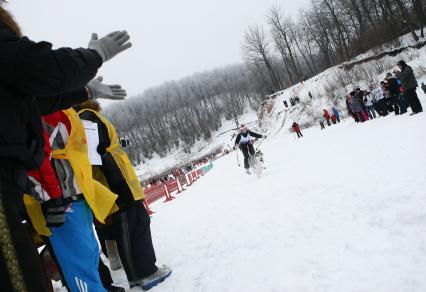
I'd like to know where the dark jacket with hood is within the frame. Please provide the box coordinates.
[0,6,102,170]
[387,77,400,95]
[398,63,418,91]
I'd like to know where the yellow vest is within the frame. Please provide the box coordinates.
[25,108,118,236]
[78,109,145,202]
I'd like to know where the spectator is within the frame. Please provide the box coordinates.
[78,101,172,290]
[323,109,331,126]
[380,81,393,113]
[370,83,388,116]
[348,91,367,122]
[331,114,337,124]
[346,95,358,122]
[363,91,377,119]
[319,119,325,130]
[332,107,341,123]
[396,60,423,115]
[355,88,369,120]
[385,72,401,115]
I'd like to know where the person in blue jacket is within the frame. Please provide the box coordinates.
[331,107,340,123]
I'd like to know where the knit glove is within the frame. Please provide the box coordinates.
[86,77,127,100]
[88,31,132,62]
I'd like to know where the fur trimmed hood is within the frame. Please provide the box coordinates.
[0,5,22,36]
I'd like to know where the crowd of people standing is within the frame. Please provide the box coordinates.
[346,60,423,122]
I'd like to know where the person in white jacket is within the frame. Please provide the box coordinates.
[370,83,388,116]
[363,91,377,119]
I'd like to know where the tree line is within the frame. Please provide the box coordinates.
[105,65,266,163]
[106,0,425,163]
[244,0,425,92]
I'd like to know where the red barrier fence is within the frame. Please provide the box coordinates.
[178,176,187,193]
[164,181,177,202]
[144,168,209,214]
[145,183,167,205]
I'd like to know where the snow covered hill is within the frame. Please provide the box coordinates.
[135,32,426,180]
[112,90,426,291]
[259,34,426,139]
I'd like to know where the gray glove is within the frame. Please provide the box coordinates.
[86,77,127,100]
[88,31,132,62]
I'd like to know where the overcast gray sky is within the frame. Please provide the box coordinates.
[8,0,308,98]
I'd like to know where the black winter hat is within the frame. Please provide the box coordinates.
[397,60,407,68]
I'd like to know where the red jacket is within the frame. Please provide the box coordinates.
[27,111,73,201]
[27,129,62,201]
[292,123,301,132]
[323,110,330,119]
[331,115,336,122]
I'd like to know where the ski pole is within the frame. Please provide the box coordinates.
[235,147,240,167]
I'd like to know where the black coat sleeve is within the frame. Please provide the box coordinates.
[0,24,102,96]
[249,131,263,139]
[234,134,241,145]
[36,88,89,115]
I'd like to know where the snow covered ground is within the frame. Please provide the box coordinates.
[106,89,426,292]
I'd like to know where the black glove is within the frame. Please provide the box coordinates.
[42,199,67,227]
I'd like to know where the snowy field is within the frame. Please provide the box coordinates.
[110,99,426,292]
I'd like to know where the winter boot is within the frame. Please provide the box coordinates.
[245,168,251,175]
[130,265,172,290]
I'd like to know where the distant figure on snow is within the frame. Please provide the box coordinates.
[331,107,340,123]
[292,122,303,138]
[323,109,331,126]
[319,119,325,130]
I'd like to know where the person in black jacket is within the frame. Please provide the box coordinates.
[76,101,172,290]
[234,124,265,174]
[0,5,131,291]
[396,60,423,115]
[385,73,401,115]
